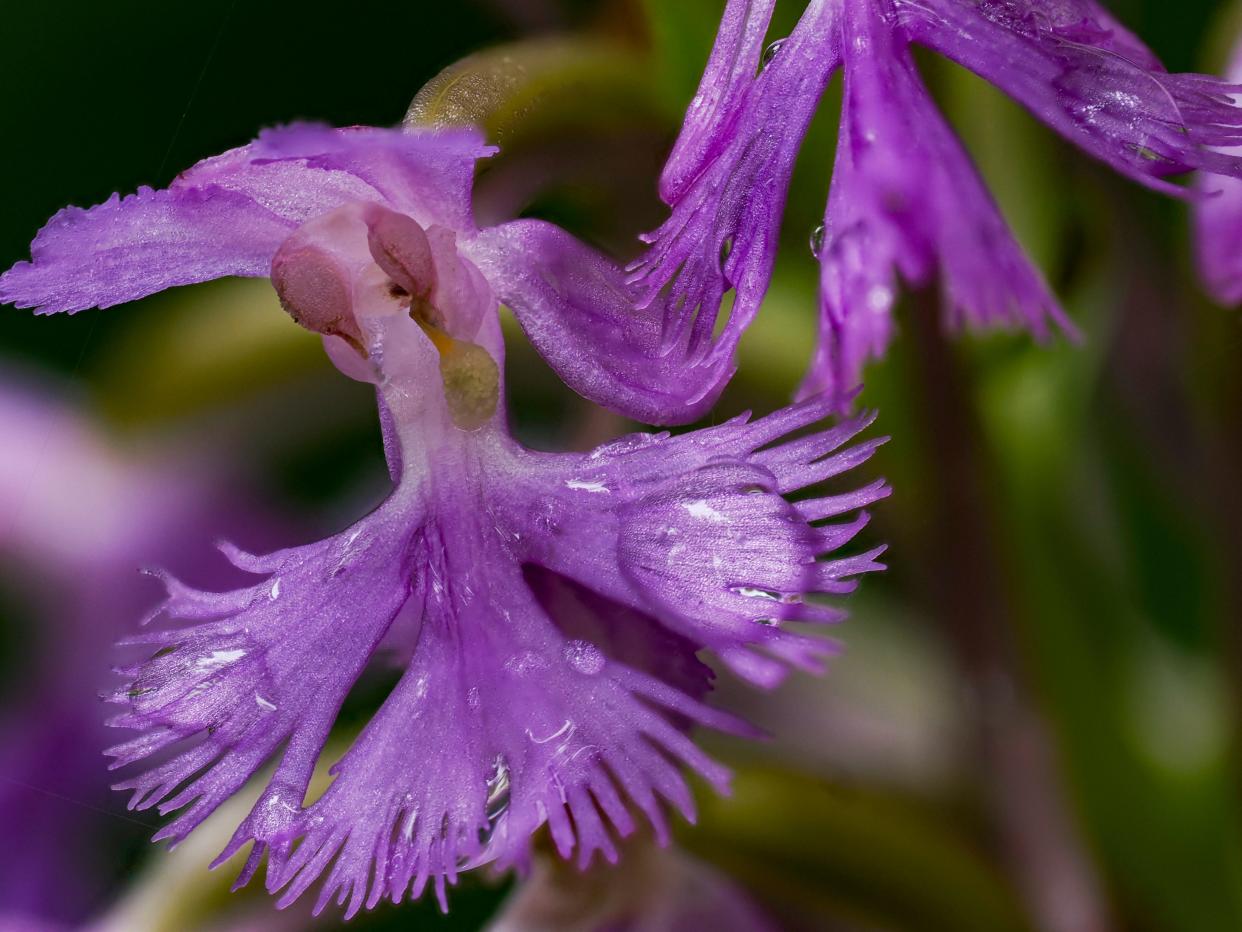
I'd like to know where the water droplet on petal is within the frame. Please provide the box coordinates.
[810,223,826,257]
[563,640,605,676]
[485,755,511,824]
[866,284,893,313]
[734,586,782,602]
[761,38,786,71]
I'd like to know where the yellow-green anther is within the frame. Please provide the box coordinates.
[437,338,500,430]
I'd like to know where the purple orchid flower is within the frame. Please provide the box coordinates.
[630,0,1242,402]
[0,124,888,916]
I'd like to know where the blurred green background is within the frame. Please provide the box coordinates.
[2,0,1241,929]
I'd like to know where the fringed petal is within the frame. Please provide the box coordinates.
[468,220,733,424]
[0,125,492,314]
[659,0,780,203]
[229,530,736,918]
[900,0,1242,192]
[803,0,1073,403]
[1195,36,1242,305]
[509,396,888,689]
[105,497,420,849]
[628,0,840,365]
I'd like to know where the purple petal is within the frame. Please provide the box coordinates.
[803,0,1073,403]
[628,0,840,364]
[509,397,889,689]
[239,535,733,918]
[524,564,715,704]
[1032,0,1164,70]
[106,498,420,849]
[1,125,491,314]
[1195,37,1242,305]
[468,220,733,424]
[900,0,1242,193]
[659,0,780,204]
[0,186,293,315]
[108,384,887,914]
[215,124,494,233]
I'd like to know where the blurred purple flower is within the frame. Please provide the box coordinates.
[630,0,1242,402]
[1,124,888,916]
[1196,34,1242,305]
[0,376,280,929]
[489,839,776,932]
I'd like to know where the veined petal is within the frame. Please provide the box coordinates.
[468,220,733,424]
[105,495,420,850]
[803,0,1072,403]
[524,564,715,705]
[239,529,735,919]
[1037,0,1163,70]
[107,378,887,915]
[507,397,889,689]
[899,0,1242,193]
[1195,37,1242,305]
[204,124,494,233]
[628,0,840,364]
[0,125,492,314]
[0,186,293,315]
[659,0,780,203]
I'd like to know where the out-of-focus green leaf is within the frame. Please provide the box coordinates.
[687,767,1032,932]
[405,37,661,147]
[932,56,1065,277]
[92,278,326,426]
[968,282,1242,932]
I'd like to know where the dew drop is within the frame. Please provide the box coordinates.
[734,586,782,601]
[505,650,546,676]
[565,479,610,494]
[866,284,893,313]
[810,223,826,257]
[563,640,605,676]
[269,578,281,600]
[760,38,786,71]
[253,784,301,836]
[485,755,511,823]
